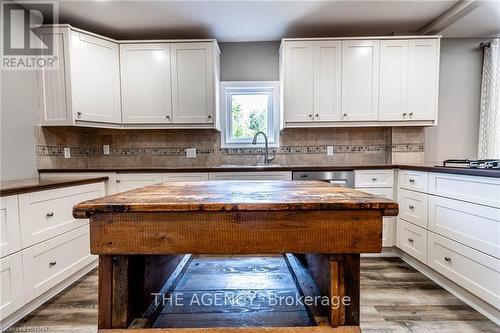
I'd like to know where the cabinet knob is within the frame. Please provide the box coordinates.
[308,114,313,118]
[409,205,415,210]
[116,179,121,183]
[207,114,212,119]
[343,113,347,117]
[409,178,415,183]
[46,212,54,218]
[371,177,378,181]
[315,114,319,118]
[409,112,414,117]
[76,112,82,118]
[444,256,452,262]
[49,261,57,266]
[408,238,414,243]
[166,115,170,120]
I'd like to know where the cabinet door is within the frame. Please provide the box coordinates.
[171,43,214,124]
[341,40,379,121]
[71,31,121,124]
[0,252,24,319]
[116,173,163,193]
[120,44,172,124]
[283,41,314,122]
[379,40,408,121]
[0,196,21,258]
[407,39,439,121]
[313,41,341,122]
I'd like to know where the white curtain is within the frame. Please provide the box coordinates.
[478,39,500,159]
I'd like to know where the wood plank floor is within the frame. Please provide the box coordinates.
[7,257,499,333]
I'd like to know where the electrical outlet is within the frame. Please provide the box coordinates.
[64,147,71,159]
[186,148,196,158]
[103,145,110,155]
[327,146,334,156]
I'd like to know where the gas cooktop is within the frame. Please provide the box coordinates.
[440,159,500,169]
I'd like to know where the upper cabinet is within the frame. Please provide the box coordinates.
[37,26,121,126]
[71,31,121,124]
[36,25,220,129]
[171,43,216,124]
[379,39,439,121]
[280,37,440,128]
[341,40,380,121]
[120,43,172,124]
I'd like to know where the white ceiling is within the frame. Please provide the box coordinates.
[441,1,500,37]
[35,0,500,42]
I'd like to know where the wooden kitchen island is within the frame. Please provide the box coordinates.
[73,181,398,333]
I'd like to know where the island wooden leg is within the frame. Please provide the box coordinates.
[304,254,360,327]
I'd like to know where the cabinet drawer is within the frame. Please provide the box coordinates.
[355,169,394,187]
[398,170,428,193]
[356,187,394,199]
[22,225,95,303]
[0,252,24,320]
[163,173,208,182]
[428,195,500,259]
[19,183,105,247]
[208,171,292,181]
[0,196,21,258]
[429,173,500,208]
[398,188,428,229]
[116,173,162,192]
[397,219,427,263]
[427,232,500,308]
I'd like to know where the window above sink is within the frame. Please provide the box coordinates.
[220,81,280,148]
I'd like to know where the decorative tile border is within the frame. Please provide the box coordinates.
[37,143,423,157]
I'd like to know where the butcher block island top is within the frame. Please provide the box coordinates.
[73,180,398,217]
[74,181,398,333]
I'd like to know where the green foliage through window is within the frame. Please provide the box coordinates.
[231,94,268,140]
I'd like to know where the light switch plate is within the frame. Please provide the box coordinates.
[103,145,110,155]
[186,148,196,158]
[64,147,71,159]
[327,146,334,156]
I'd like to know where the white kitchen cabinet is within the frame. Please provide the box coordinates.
[313,41,342,122]
[341,40,379,121]
[208,171,292,181]
[116,173,163,192]
[0,252,24,320]
[18,183,105,248]
[354,169,394,188]
[70,31,121,124]
[407,39,439,121]
[397,218,428,263]
[120,43,172,124]
[398,188,428,229]
[282,41,314,122]
[162,173,209,182]
[37,26,121,126]
[22,225,95,303]
[171,42,217,124]
[379,40,409,121]
[0,196,21,258]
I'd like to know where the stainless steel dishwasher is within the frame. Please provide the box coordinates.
[292,171,355,188]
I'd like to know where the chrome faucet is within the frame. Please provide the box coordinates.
[252,131,275,165]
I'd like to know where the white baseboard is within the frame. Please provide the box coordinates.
[395,248,500,326]
[0,259,98,332]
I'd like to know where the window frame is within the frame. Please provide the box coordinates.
[220,81,280,148]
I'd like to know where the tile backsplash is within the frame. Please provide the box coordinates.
[36,126,424,169]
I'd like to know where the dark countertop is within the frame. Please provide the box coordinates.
[73,180,399,218]
[38,164,500,178]
[0,176,109,197]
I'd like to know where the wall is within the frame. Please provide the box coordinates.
[219,42,280,81]
[424,38,489,163]
[0,62,39,182]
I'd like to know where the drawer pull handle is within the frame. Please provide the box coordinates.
[444,257,452,262]
[116,179,121,183]
[409,205,415,210]
[371,177,378,181]
[46,212,54,218]
[49,261,57,266]
[408,238,414,243]
[409,178,415,183]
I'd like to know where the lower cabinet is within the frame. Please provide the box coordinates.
[397,218,427,263]
[22,225,94,303]
[116,172,209,192]
[427,231,500,309]
[0,252,24,319]
[208,171,292,181]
